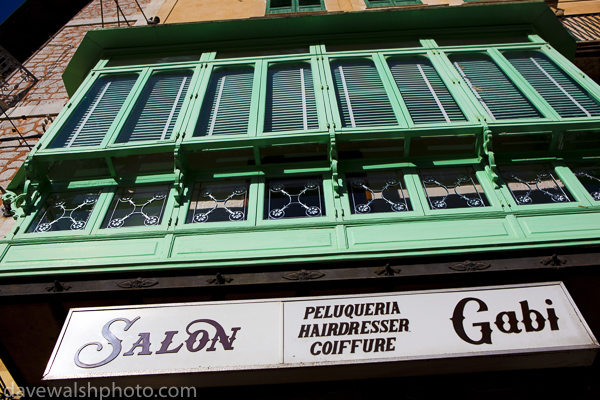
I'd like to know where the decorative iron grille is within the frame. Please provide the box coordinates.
[187,180,249,223]
[572,164,600,201]
[420,167,488,210]
[347,171,411,214]
[27,191,101,233]
[0,45,37,108]
[500,164,573,205]
[103,185,169,228]
[266,177,324,219]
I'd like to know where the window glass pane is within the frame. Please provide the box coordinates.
[50,75,138,148]
[194,66,254,137]
[27,191,101,233]
[102,185,170,229]
[187,180,249,223]
[116,70,193,143]
[331,59,397,127]
[409,135,476,157]
[265,63,319,132]
[505,52,600,118]
[265,177,325,219]
[388,56,466,124]
[298,0,322,10]
[419,167,489,210]
[557,130,600,152]
[338,138,404,160]
[269,0,293,13]
[450,54,541,120]
[570,163,600,201]
[112,153,174,176]
[187,148,255,169]
[45,158,110,180]
[347,171,411,214]
[492,133,552,154]
[259,143,327,164]
[500,164,574,205]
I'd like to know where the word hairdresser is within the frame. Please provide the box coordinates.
[298,301,408,356]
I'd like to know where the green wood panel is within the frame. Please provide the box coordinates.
[347,218,514,250]
[172,228,336,258]
[2,238,162,267]
[519,213,600,238]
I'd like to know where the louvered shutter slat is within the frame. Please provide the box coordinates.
[452,56,541,120]
[388,59,466,124]
[194,68,254,137]
[117,72,193,143]
[265,65,318,132]
[50,76,137,148]
[331,61,397,127]
[507,53,600,118]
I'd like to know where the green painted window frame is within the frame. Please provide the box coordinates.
[39,65,201,153]
[495,161,597,211]
[338,162,504,222]
[35,39,600,157]
[266,0,325,14]
[21,183,178,237]
[183,56,328,143]
[364,0,422,7]
[15,35,600,242]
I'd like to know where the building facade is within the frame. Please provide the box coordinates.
[1,0,599,398]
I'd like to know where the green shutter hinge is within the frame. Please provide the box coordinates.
[168,217,172,226]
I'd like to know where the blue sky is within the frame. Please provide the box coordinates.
[0,0,28,25]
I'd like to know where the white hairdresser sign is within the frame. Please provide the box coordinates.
[44,282,598,385]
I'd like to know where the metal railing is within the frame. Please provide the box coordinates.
[561,13,600,42]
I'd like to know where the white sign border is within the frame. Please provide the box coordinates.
[43,281,599,381]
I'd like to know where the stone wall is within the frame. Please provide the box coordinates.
[0,0,158,237]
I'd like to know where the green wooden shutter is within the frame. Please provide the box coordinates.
[49,75,137,148]
[388,57,466,124]
[194,67,254,137]
[116,70,193,143]
[298,0,323,11]
[265,63,318,132]
[268,0,322,13]
[451,55,541,120]
[366,0,422,7]
[331,60,398,127]
[506,52,600,118]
